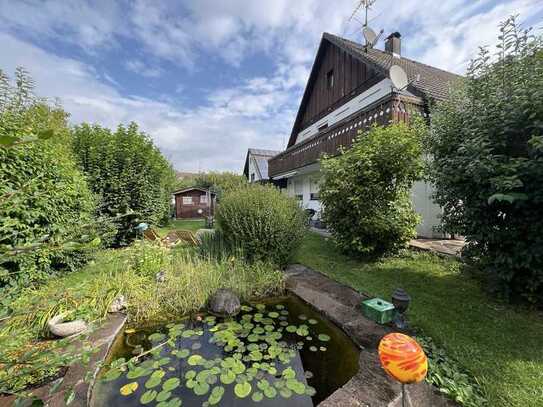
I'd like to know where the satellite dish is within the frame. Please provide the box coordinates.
[389,65,409,90]
[362,26,384,49]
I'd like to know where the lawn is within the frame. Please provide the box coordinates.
[156,218,206,235]
[293,232,543,407]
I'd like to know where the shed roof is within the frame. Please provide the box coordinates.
[172,187,216,195]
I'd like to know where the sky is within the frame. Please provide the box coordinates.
[1,1,542,173]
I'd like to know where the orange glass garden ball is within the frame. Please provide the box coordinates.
[378,333,428,384]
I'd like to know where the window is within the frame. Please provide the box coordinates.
[310,177,320,201]
[326,69,334,89]
[200,195,207,204]
[251,173,255,182]
[182,196,193,205]
[294,180,303,201]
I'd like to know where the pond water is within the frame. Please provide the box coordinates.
[93,296,360,406]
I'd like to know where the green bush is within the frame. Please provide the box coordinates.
[72,123,176,246]
[428,17,543,303]
[0,68,95,294]
[320,122,425,256]
[216,184,306,266]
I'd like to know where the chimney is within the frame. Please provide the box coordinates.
[385,32,401,57]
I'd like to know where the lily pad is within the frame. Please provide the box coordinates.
[148,332,166,342]
[119,382,138,396]
[318,334,331,342]
[127,366,151,379]
[156,390,171,402]
[308,319,318,325]
[188,354,204,366]
[140,390,157,404]
[234,381,252,398]
[219,370,236,384]
[208,386,225,405]
[194,381,210,396]
[252,391,264,402]
[163,377,180,391]
[176,348,190,359]
[101,368,122,382]
[263,386,277,398]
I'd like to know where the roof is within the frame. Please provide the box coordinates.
[243,148,281,178]
[247,148,281,157]
[323,33,462,101]
[172,187,216,195]
[286,32,463,147]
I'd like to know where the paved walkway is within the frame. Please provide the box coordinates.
[309,227,465,257]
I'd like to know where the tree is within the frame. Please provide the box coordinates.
[320,122,425,256]
[0,68,96,295]
[428,17,543,303]
[72,123,176,246]
[193,171,247,200]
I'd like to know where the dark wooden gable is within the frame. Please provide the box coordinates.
[287,36,386,147]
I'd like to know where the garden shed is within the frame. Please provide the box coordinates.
[173,187,216,219]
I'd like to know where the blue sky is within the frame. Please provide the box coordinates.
[1,0,542,172]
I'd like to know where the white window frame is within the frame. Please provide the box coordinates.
[200,194,208,204]
[182,196,193,205]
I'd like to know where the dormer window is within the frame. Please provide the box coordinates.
[326,69,334,89]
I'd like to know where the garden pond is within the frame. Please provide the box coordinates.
[92,296,359,406]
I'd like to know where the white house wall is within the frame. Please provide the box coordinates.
[248,157,261,182]
[282,171,443,238]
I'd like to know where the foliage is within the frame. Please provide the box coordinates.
[416,336,487,407]
[0,243,284,395]
[0,68,96,296]
[98,301,324,405]
[72,123,176,247]
[294,232,543,407]
[216,184,306,266]
[193,171,247,200]
[427,17,543,303]
[320,122,425,256]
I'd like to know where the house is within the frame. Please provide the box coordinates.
[242,148,281,183]
[172,187,216,219]
[268,32,461,238]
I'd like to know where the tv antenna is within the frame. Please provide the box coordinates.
[349,1,383,50]
[389,65,420,91]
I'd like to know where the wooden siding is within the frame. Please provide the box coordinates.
[294,42,385,140]
[175,190,215,219]
[269,96,425,177]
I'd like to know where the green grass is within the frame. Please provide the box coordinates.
[156,219,206,235]
[293,232,543,407]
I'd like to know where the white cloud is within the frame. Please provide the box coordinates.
[124,59,163,78]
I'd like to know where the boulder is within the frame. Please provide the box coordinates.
[109,295,127,313]
[208,288,241,317]
[48,314,87,338]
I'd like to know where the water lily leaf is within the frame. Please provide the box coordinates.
[176,348,190,358]
[275,304,285,310]
[125,328,136,334]
[305,386,317,397]
[309,346,317,352]
[285,325,297,333]
[158,397,182,407]
[148,332,166,342]
[119,382,138,396]
[208,386,225,405]
[282,367,296,379]
[187,354,204,366]
[102,368,122,382]
[156,390,171,402]
[308,319,318,325]
[241,305,253,312]
[268,312,279,318]
[232,360,246,374]
[219,369,236,384]
[286,379,305,395]
[234,382,252,398]
[185,370,197,380]
[163,377,180,391]
[127,366,152,379]
[279,387,292,398]
[191,342,202,350]
[255,304,266,311]
[145,370,165,388]
[318,334,331,342]
[252,391,264,402]
[263,385,277,398]
[320,346,327,352]
[193,381,210,396]
[140,390,157,404]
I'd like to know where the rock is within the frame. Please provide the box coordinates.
[48,313,87,338]
[208,288,241,317]
[109,295,127,313]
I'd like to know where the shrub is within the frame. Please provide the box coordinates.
[428,17,543,303]
[0,68,95,294]
[216,184,306,266]
[320,122,425,256]
[72,123,176,246]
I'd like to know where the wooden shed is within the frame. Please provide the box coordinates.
[173,187,216,219]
